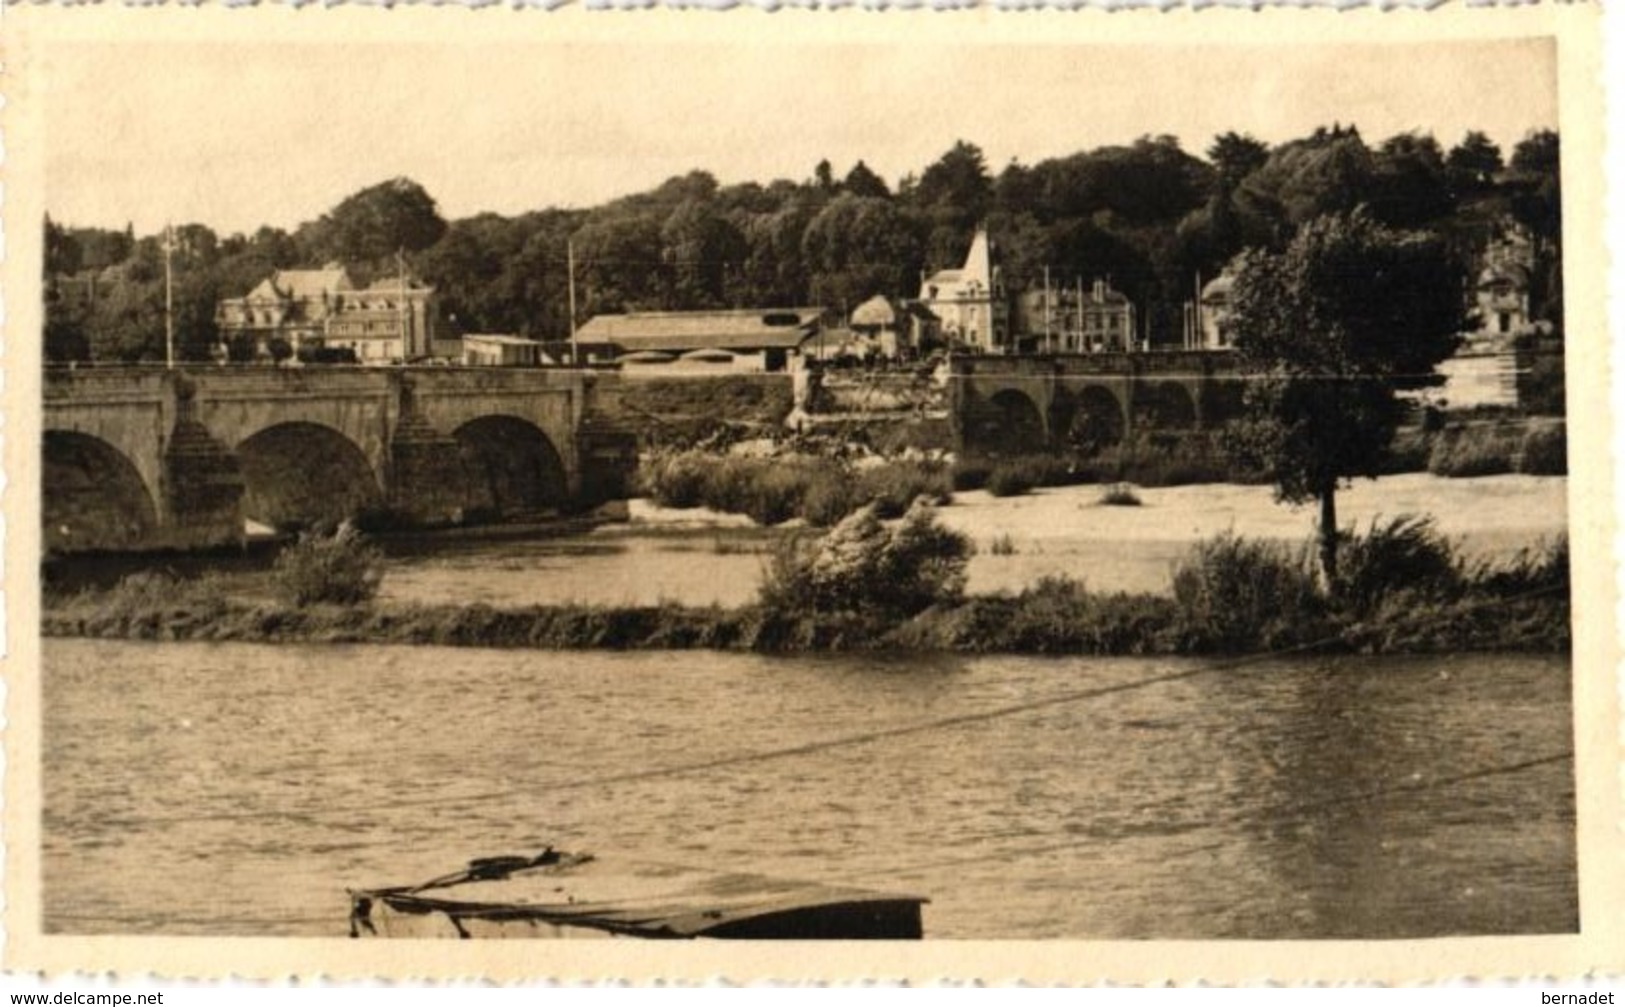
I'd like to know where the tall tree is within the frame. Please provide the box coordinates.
[801,194,922,313]
[1509,129,1559,176]
[1241,129,1375,230]
[813,159,837,194]
[44,215,83,276]
[1507,129,1563,327]
[571,212,668,314]
[842,160,891,200]
[1207,132,1270,189]
[1368,132,1454,228]
[1446,130,1503,188]
[316,177,448,267]
[660,198,746,308]
[1225,211,1469,584]
[912,140,993,222]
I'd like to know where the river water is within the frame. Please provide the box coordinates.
[43,640,1575,939]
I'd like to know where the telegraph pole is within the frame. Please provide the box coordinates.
[1042,265,1053,355]
[397,248,410,360]
[567,238,579,367]
[1076,276,1084,353]
[164,224,175,369]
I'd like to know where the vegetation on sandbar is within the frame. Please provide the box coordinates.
[45,510,1569,656]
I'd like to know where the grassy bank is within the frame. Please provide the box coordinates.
[46,518,1568,656]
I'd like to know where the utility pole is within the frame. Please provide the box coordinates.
[397,248,409,361]
[567,238,579,367]
[1042,265,1053,355]
[1192,270,1204,350]
[1076,276,1084,354]
[163,224,176,369]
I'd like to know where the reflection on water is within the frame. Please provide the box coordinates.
[43,641,1575,939]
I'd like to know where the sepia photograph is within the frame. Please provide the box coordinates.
[4,2,1617,983]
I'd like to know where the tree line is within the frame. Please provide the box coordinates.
[44,126,1561,364]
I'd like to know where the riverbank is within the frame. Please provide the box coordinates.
[39,584,1568,656]
[44,517,1569,656]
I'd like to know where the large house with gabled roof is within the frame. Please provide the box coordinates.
[216,264,435,363]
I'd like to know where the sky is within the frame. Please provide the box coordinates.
[43,33,1557,236]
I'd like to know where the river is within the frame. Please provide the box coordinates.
[42,640,1575,939]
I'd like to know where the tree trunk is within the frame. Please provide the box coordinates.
[1318,487,1339,590]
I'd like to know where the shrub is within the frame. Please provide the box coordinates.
[84,570,230,629]
[1519,423,1567,475]
[272,524,385,607]
[1171,533,1322,651]
[730,462,811,526]
[759,502,971,620]
[1080,432,1264,488]
[1381,427,1433,475]
[1333,515,1462,617]
[802,472,863,527]
[988,533,1017,556]
[952,461,993,492]
[1099,483,1142,507]
[856,460,953,518]
[643,451,951,527]
[1470,534,1569,599]
[1428,424,1519,478]
[986,464,1035,497]
[643,451,711,509]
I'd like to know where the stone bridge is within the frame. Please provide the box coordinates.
[948,351,1246,455]
[43,366,637,553]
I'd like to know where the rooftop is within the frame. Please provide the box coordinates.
[575,308,827,353]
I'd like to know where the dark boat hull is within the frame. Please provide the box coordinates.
[350,851,927,940]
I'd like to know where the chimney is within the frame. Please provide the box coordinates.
[1093,279,1105,302]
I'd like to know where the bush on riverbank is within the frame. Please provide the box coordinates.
[1333,516,1463,617]
[1519,423,1568,475]
[272,525,385,607]
[1428,423,1520,477]
[1171,533,1325,651]
[1099,483,1143,507]
[641,449,951,527]
[760,502,972,622]
[1165,519,1569,653]
[960,455,1074,496]
[1423,420,1568,478]
[58,570,232,639]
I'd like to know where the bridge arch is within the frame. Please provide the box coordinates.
[44,430,158,552]
[236,422,383,531]
[453,414,569,517]
[1054,384,1127,455]
[964,387,1048,454]
[1136,381,1199,431]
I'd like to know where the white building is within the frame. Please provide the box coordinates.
[918,228,1009,353]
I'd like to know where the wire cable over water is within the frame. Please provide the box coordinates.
[72,581,1571,834]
